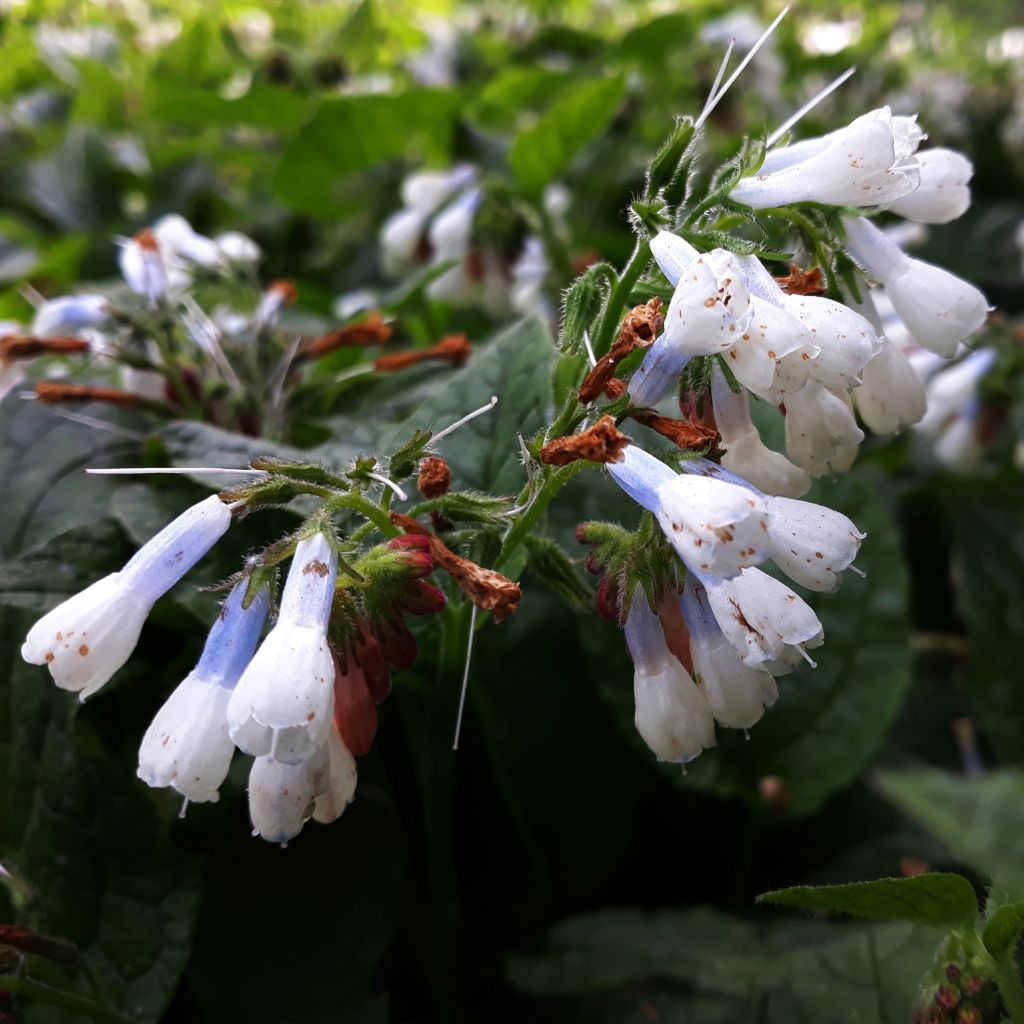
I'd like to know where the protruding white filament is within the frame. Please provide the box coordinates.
[367,472,408,503]
[796,644,818,668]
[695,6,790,130]
[49,408,149,442]
[178,797,190,820]
[849,565,866,578]
[452,604,479,752]
[432,395,499,444]
[702,38,735,118]
[766,66,857,147]
[85,466,264,476]
[582,328,597,369]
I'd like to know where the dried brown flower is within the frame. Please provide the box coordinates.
[374,334,472,373]
[578,297,663,404]
[774,265,826,296]
[539,416,631,466]
[300,312,393,359]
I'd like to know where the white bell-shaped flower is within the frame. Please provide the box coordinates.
[765,496,865,592]
[152,214,222,269]
[781,293,882,389]
[888,147,972,224]
[137,582,270,803]
[215,231,262,264]
[784,381,864,475]
[380,208,430,277]
[401,164,476,212]
[228,532,338,765]
[854,338,928,434]
[731,108,921,209]
[624,596,715,763]
[248,742,330,844]
[607,446,769,579]
[22,496,232,699]
[711,366,811,498]
[629,249,752,407]
[842,215,989,357]
[312,728,359,824]
[680,578,777,730]
[701,567,823,674]
[32,295,110,337]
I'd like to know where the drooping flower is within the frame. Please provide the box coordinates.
[841,215,989,357]
[137,581,270,803]
[31,295,110,337]
[914,347,997,469]
[607,446,770,578]
[680,577,778,729]
[227,531,339,764]
[888,147,972,224]
[248,743,330,844]
[699,567,824,674]
[783,381,864,476]
[710,365,811,498]
[22,496,233,700]
[854,337,928,434]
[730,108,922,209]
[623,595,715,763]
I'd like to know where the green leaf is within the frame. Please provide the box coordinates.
[149,85,314,128]
[273,90,458,215]
[944,479,1024,763]
[509,76,625,195]
[877,769,1024,894]
[508,905,933,1022]
[386,316,556,493]
[982,901,1024,961]
[759,874,979,929]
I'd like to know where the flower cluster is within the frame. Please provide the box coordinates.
[378,164,567,319]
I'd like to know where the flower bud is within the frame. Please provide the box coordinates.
[401,580,447,615]
[376,617,418,669]
[935,985,960,1011]
[417,456,452,499]
[560,268,604,353]
[596,577,620,620]
[332,653,377,757]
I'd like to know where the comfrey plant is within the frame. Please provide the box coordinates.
[19,13,998,835]
[2,214,480,440]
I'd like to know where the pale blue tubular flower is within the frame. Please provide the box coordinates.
[607,446,771,578]
[31,294,110,337]
[679,576,777,730]
[842,215,990,358]
[227,532,338,765]
[730,108,922,209]
[22,496,233,700]
[629,243,753,407]
[623,595,715,763]
[137,581,270,804]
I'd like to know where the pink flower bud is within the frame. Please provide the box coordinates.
[401,581,447,616]
[354,624,392,704]
[596,577,619,620]
[377,618,418,669]
[332,654,377,757]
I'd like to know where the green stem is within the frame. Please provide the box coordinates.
[591,237,651,357]
[0,974,131,1024]
[328,492,400,538]
[496,462,590,569]
[993,959,1024,1024]
[150,321,205,420]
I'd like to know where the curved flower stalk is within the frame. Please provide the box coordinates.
[228,531,339,764]
[21,495,232,700]
[138,580,270,803]
[730,108,922,209]
[842,215,990,357]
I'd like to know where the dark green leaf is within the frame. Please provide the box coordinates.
[982,901,1024,961]
[759,874,979,929]
[509,76,625,195]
